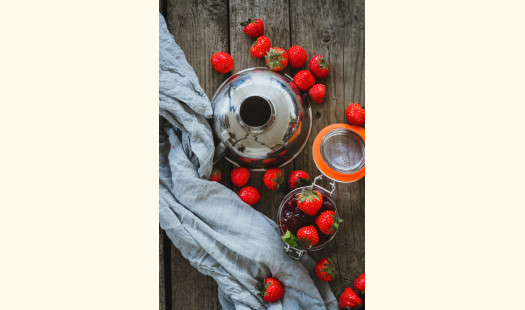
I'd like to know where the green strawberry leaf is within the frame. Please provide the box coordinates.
[298,237,312,248]
[296,176,311,187]
[281,230,299,247]
[240,18,254,26]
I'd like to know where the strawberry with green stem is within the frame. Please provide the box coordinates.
[353,273,365,294]
[339,287,363,309]
[309,54,330,79]
[296,187,323,215]
[265,47,288,72]
[315,257,338,282]
[256,277,284,303]
[288,170,311,189]
[296,225,319,247]
[240,18,264,38]
[316,210,343,234]
[308,84,326,104]
[263,168,284,190]
[250,36,271,58]
[209,168,222,182]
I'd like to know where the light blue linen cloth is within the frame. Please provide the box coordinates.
[159,13,338,310]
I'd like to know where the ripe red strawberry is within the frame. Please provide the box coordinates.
[315,257,337,282]
[288,170,311,189]
[353,273,365,294]
[345,103,365,126]
[250,36,271,58]
[209,168,222,182]
[265,47,288,72]
[309,55,330,79]
[308,84,326,104]
[288,45,307,68]
[238,186,261,206]
[293,70,316,91]
[240,18,264,38]
[339,287,363,309]
[256,277,284,303]
[231,167,250,187]
[297,225,319,247]
[297,188,323,215]
[263,168,284,190]
[210,52,234,73]
[316,210,343,234]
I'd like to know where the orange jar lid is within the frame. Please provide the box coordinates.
[312,124,365,183]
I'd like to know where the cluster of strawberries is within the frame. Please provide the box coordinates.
[210,18,329,104]
[280,186,343,248]
[210,18,365,128]
[253,266,365,307]
[210,167,310,206]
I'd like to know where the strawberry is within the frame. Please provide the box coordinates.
[308,84,326,104]
[210,52,234,73]
[297,225,319,247]
[316,210,343,234]
[265,47,288,72]
[240,18,264,38]
[231,167,250,187]
[256,277,284,303]
[263,168,284,190]
[315,257,337,282]
[238,186,260,206]
[209,168,222,182]
[250,36,271,58]
[339,287,363,309]
[288,170,311,189]
[293,70,316,91]
[296,188,323,215]
[288,45,307,68]
[345,103,365,126]
[309,55,330,79]
[353,273,365,294]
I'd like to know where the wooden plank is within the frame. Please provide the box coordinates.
[228,0,292,229]
[171,244,221,309]
[165,0,230,308]
[159,0,167,18]
[159,228,167,310]
[290,0,365,300]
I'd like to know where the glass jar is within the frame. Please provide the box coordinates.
[278,123,365,259]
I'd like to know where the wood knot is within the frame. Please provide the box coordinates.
[316,112,322,119]
[322,32,332,43]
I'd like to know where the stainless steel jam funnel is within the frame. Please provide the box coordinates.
[211,67,312,171]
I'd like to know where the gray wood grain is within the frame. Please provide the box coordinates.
[162,0,365,308]
[159,228,167,310]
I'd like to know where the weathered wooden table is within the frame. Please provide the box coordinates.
[160,0,364,308]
